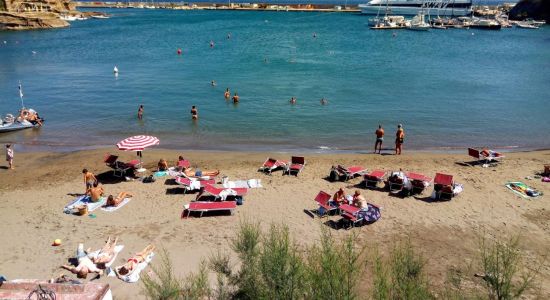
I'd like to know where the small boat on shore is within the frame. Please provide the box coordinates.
[0,111,42,133]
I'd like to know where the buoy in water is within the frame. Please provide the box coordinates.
[52,239,62,246]
[113,66,119,74]
[177,48,182,55]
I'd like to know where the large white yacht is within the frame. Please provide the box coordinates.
[359,0,473,17]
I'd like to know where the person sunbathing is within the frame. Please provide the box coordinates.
[91,236,119,264]
[115,245,155,277]
[61,255,102,279]
[106,192,132,207]
[86,182,104,202]
[158,159,168,171]
[184,168,220,178]
[332,188,346,206]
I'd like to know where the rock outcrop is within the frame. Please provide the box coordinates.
[0,0,89,30]
[509,0,550,23]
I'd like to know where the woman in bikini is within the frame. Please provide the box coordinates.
[106,192,133,207]
[115,244,155,277]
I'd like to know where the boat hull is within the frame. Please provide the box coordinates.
[359,5,471,16]
[0,123,36,133]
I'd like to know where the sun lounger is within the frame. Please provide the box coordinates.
[387,174,405,193]
[364,170,386,189]
[468,148,505,165]
[286,156,305,176]
[113,159,141,177]
[259,158,288,174]
[183,201,237,218]
[199,184,248,201]
[433,173,454,201]
[314,191,337,217]
[329,165,367,181]
[104,154,119,168]
[339,203,381,228]
[175,177,216,193]
[406,172,432,195]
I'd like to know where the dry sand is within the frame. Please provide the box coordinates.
[0,148,549,299]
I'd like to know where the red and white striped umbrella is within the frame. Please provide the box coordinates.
[116,135,160,151]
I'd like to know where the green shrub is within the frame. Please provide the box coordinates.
[141,248,183,300]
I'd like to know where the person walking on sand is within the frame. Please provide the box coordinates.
[82,169,97,193]
[224,88,230,99]
[191,106,198,120]
[374,125,384,154]
[6,144,14,170]
[137,105,144,120]
[395,124,405,155]
[232,92,239,103]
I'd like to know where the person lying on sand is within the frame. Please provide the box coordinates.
[106,192,132,207]
[86,181,104,202]
[61,255,102,279]
[158,159,168,171]
[184,168,219,178]
[115,245,155,277]
[91,236,119,265]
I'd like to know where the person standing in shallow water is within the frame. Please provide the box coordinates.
[374,125,384,154]
[191,106,198,120]
[137,105,143,120]
[6,144,14,170]
[395,124,404,155]
[232,93,239,103]
[224,88,230,100]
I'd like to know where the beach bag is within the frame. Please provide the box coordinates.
[143,175,156,183]
[77,205,88,216]
[236,196,244,206]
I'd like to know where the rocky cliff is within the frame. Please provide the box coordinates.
[509,0,550,23]
[0,0,82,30]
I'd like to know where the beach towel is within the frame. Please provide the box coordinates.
[357,204,381,223]
[100,198,132,212]
[111,252,155,283]
[505,182,542,199]
[167,167,184,177]
[223,179,262,189]
[63,196,106,214]
[154,171,168,177]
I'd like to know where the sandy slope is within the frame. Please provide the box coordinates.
[0,148,549,299]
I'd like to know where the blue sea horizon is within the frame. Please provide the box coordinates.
[0,8,548,153]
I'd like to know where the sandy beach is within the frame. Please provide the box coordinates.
[0,148,549,298]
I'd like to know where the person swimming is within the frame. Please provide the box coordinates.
[290,97,296,104]
[224,88,230,99]
[137,105,143,120]
[211,80,216,86]
[191,106,198,120]
[320,98,328,105]
[232,93,239,103]
[210,40,214,48]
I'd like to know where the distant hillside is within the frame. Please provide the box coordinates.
[509,0,550,22]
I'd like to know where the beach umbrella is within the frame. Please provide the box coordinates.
[116,135,160,172]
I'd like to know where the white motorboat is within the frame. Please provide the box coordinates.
[60,15,78,21]
[360,0,472,17]
[370,15,409,29]
[408,12,431,30]
[0,113,40,133]
[516,22,539,29]
[91,15,110,19]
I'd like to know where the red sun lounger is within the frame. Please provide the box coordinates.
[175,177,216,193]
[183,201,237,218]
[406,172,432,195]
[314,191,337,217]
[468,148,505,165]
[104,154,119,168]
[198,184,248,201]
[433,173,454,201]
[259,158,288,174]
[331,165,367,181]
[339,203,381,228]
[364,170,386,188]
[286,156,305,176]
[112,159,141,177]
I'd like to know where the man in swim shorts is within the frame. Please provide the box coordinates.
[82,169,97,193]
[86,181,104,202]
[232,93,239,103]
[395,124,404,155]
[374,124,384,154]
[190,106,198,120]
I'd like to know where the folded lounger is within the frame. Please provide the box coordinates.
[259,158,288,174]
[387,174,405,193]
[406,172,433,195]
[183,201,237,218]
[175,177,216,193]
[330,165,367,181]
[199,184,248,201]
[433,173,454,201]
[314,191,337,217]
[286,156,305,176]
[339,203,381,229]
[364,170,386,189]
[104,154,119,168]
[468,148,505,165]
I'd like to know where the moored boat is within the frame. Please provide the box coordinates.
[470,18,501,30]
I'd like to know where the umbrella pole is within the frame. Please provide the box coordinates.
[137,151,146,173]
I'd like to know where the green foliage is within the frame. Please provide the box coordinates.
[141,248,183,300]
[478,235,537,300]
[371,239,433,300]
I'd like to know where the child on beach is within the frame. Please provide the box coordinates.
[82,169,97,193]
[5,144,13,170]
[137,105,143,120]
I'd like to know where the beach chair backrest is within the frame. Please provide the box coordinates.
[292,156,305,165]
[434,173,453,186]
[104,154,118,165]
[264,158,277,168]
[314,191,331,205]
[203,184,222,196]
[468,148,480,159]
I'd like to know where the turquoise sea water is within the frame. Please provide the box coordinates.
[0,9,549,152]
